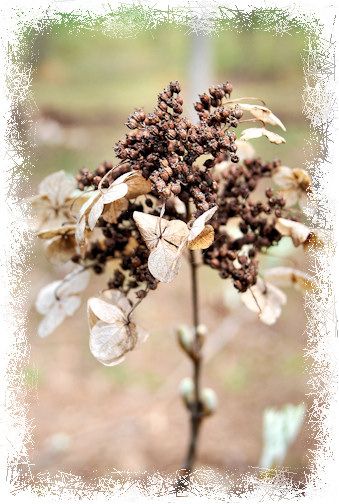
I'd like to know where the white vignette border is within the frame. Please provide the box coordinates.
[0,0,338,502]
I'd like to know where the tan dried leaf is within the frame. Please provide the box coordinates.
[275,218,311,246]
[240,278,287,325]
[188,224,215,250]
[239,103,286,131]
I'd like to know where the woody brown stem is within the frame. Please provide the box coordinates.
[176,248,204,492]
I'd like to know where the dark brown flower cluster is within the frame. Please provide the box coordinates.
[114,80,241,212]
[204,159,285,292]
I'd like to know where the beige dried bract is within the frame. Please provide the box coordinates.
[240,127,286,144]
[35,267,90,338]
[275,218,311,247]
[273,166,311,208]
[240,278,287,325]
[87,290,147,366]
[239,103,286,131]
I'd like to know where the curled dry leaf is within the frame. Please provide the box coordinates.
[30,170,77,226]
[240,277,287,325]
[240,127,286,144]
[273,166,311,208]
[238,103,286,131]
[38,224,78,263]
[264,266,315,292]
[35,267,90,338]
[87,290,147,366]
[275,218,311,247]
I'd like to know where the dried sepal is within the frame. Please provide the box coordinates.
[240,278,287,325]
[30,170,77,226]
[240,127,286,144]
[303,231,325,250]
[275,218,311,246]
[273,166,311,207]
[238,103,286,131]
[87,290,147,366]
[35,267,90,337]
[188,224,215,250]
[38,224,78,263]
[76,171,151,244]
[133,211,189,283]
[264,267,315,292]
[188,206,218,242]
[125,171,152,199]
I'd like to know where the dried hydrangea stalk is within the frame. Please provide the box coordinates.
[31,80,319,479]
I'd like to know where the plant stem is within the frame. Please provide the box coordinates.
[182,248,203,473]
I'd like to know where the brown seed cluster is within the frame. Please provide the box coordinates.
[114,81,241,212]
[204,159,285,292]
[73,81,294,296]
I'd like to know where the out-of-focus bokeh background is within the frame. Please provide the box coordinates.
[23,12,316,487]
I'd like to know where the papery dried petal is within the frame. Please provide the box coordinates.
[240,278,287,325]
[38,170,76,207]
[275,218,311,247]
[264,267,315,292]
[148,241,182,283]
[240,127,286,144]
[87,297,126,329]
[188,206,217,241]
[239,104,286,131]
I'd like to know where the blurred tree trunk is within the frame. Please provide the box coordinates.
[188,33,213,121]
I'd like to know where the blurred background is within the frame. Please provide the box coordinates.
[23,12,316,487]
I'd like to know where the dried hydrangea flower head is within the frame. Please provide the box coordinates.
[33,79,315,347]
[32,80,318,475]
